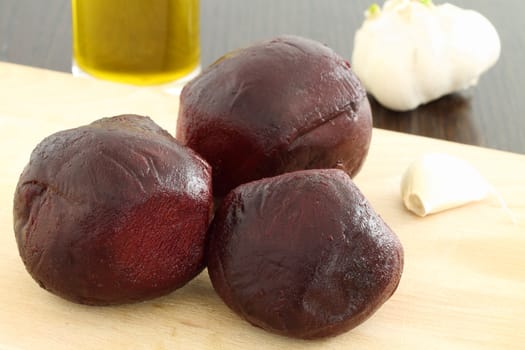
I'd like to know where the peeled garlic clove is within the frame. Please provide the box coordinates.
[401,153,490,216]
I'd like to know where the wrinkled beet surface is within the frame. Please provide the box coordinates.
[13,115,213,305]
[207,169,403,339]
[177,35,372,196]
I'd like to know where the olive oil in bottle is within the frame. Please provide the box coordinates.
[72,0,200,85]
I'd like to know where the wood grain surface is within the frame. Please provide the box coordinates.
[1,62,524,350]
[0,0,524,153]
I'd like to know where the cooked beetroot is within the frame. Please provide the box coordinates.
[13,115,213,305]
[207,169,403,339]
[177,35,372,197]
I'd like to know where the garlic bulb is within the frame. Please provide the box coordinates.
[352,0,501,111]
[401,153,490,216]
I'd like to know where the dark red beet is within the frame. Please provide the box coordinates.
[13,115,213,305]
[207,169,403,339]
[177,35,372,197]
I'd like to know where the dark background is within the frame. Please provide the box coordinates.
[1,0,523,153]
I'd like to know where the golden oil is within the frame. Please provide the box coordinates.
[72,0,199,85]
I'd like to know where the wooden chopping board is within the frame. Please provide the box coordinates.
[0,62,524,349]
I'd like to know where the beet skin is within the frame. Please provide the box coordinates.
[207,169,403,339]
[177,35,373,197]
[13,115,213,305]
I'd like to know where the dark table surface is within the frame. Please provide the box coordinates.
[1,0,524,154]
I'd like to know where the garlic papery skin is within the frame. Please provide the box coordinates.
[401,153,490,216]
[352,0,501,111]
